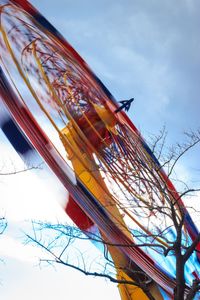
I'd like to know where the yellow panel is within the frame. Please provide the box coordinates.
[60,123,164,300]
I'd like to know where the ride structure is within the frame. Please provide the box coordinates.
[0,1,199,299]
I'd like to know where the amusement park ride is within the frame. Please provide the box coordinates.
[0,1,199,299]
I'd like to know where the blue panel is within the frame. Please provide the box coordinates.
[34,13,60,37]
[1,117,33,155]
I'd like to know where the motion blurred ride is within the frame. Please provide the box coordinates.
[0,1,199,299]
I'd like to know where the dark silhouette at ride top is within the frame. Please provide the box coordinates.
[115,98,134,113]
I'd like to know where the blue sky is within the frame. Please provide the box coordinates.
[29,0,200,182]
[0,0,200,299]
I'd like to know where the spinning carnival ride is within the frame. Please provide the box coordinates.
[0,1,199,299]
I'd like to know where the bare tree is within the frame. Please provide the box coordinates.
[0,5,199,298]
[26,129,200,300]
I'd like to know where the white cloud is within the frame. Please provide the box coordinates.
[0,235,45,263]
[1,1,199,299]
[0,140,68,224]
[0,169,68,223]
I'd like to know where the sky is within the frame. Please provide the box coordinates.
[0,0,200,299]
[28,0,200,181]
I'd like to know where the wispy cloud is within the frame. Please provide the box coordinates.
[0,235,44,263]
